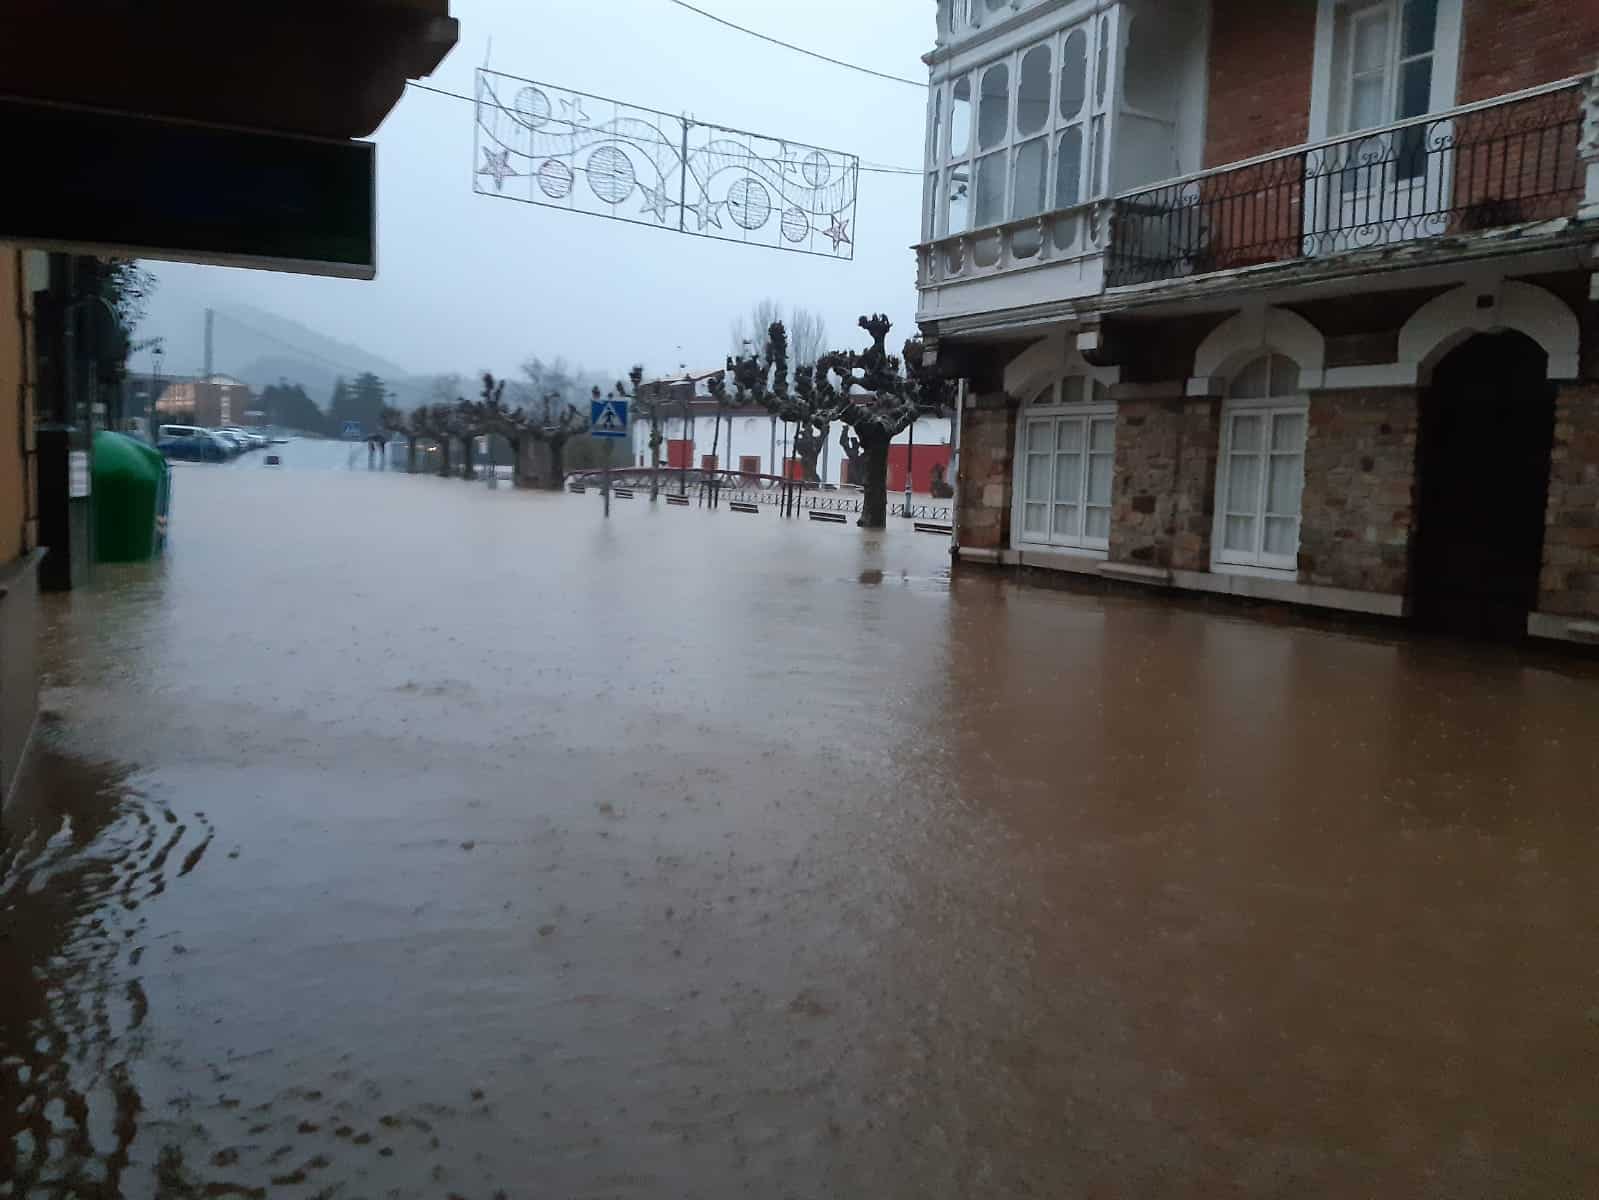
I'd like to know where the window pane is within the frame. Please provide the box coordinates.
[1269,355,1301,396]
[1012,137,1049,219]
[1225,515,1256,553]
[1089,418,1115,452]
[1231,357,1271,400]
[1018,45,1051,137]
[1091,380,1109,403]
[1060,376,1084,404]
[1267,454,1304,515]
[1060,28,1088,120]
[1055,449,1083,501]
[1398,56,1432,119]
[1096,16,1110,106]
[1055,127,1083,208]
[1024,502,1048,535]
[1087,452,1114,505]
[1030,383,1056,406]
[1056,418,1084,453]
[979,63,1009,150]
[1353,11,1390,74]
[1025,452,1051,501]
[1227,452,1261,511]
[974,151,1007,225]
[930,90,943,162]
[1271,411,1306,453]
[950,78,973,159]
[945,167,971,233]
[1350,76,1386,130]
[1026,420,1052,452]
[1054,504,1081,538]
[1403,0,1438,57]
[1084,506,1111,540]
[986,0,1007,10]
[1090,115,1105,195]
[1230,413,1264,452]
[1264,515,1300,557]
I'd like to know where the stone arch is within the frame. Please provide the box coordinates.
[1192,306,1327,388]
[1004,331,1122,403]
[1399,281,1580,383]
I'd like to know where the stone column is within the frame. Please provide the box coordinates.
[1537,380,1599,620]
[1108,388,1184,569]
[954,391,1017,555]
[1171,393,1223,572]
[1298,388,1421,595]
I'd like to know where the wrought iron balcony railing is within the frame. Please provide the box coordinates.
[1107,77,1588,289]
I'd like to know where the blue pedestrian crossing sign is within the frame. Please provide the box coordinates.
[590,398,629,439]
[342,420,363,440]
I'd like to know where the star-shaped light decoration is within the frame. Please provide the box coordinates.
[559,97,591,127]
[822,213,853,252]
[685,198,723,231]
[638,183,674,224]
[477,147,515,192]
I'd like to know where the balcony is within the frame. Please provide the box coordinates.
[1107,77,1590,290]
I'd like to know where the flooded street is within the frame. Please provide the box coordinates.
[5,447,1598,1198]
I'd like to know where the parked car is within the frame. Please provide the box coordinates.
[157,432,228,463]
[211,430,248,456]
[221,427,267,450]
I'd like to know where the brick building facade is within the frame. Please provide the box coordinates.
[921,0,1599,643]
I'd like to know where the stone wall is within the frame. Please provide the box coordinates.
[1539,381,1599,618]
[1172,398,1222,572]
[1298,389,1421,596]
[1108,397,1182,567]
[956,394,1017,552]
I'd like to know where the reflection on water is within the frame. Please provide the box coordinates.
[5,460,1598,1196]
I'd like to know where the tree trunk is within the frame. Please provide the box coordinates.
[509,436,523,487]
[436,437,452,478]
[407,438,418,474]
[461,436,476,480]
[545,438,567,490]
[858,435,891,528]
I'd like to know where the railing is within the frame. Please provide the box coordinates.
[1107,78,1588,288]
[917,201,1108,288]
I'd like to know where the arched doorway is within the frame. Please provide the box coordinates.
[1411,331,1555,638]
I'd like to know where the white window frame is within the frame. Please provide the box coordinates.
[1210,357,1309,576]
[1309,0,1461,144]
[929,12,1116,240]
[1012,376,1115,555]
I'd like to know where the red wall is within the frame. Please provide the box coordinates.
[666,439,692,469]
[887,444,954,495]
[1203,0,1316,168]
[1459,0,1599,102]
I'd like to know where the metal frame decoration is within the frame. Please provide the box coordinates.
[474,69,860,260]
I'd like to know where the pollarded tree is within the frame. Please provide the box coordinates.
[813,315,954,529]
[526,389,589,489]
[734,321,831,486]
[471,372,533,486]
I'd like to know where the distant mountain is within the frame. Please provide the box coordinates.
[167,305,449,411]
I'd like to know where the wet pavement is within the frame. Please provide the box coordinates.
[4,446,1598,1198]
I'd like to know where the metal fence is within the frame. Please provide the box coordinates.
[1107,81,1585,288]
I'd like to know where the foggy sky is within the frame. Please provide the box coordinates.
[142,0,931,386]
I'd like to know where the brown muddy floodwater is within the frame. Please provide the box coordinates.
[4,447,1598,1198]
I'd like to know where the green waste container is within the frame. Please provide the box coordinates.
[93,431,171,563]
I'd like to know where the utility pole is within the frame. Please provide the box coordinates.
[203,308,214,379]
